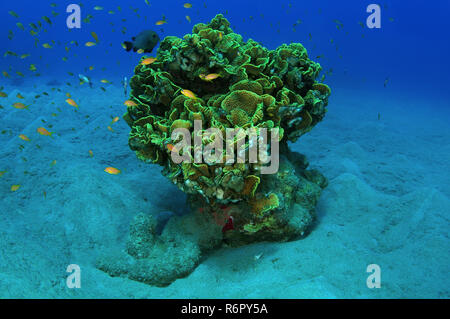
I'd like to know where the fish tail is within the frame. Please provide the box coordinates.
[123,41,133,52]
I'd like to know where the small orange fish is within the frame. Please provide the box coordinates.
[104,167,120,175]
[155,20,167,25]
[13,102,28,109]
[107,125,114,132]
[124,100,137,107]
[37,127,52,136]
[11,184,21,192]
[141,57,157,65]
[111,116,120,124]
[66,98,78,107]
[19,134,30,141]
[218,32,223,41]
[199,73,220,81]
[2,71,10,78]
[16,93,25,99]
[88,150,93,157]
[167,143,178,153]
[181,89,197,99]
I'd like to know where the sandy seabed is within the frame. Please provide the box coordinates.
[0,80,448,298]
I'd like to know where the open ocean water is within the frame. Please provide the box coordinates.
[0,0,449,299]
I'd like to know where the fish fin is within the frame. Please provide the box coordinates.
[123,41,133,52]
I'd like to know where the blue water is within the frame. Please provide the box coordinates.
[0,0,448,298]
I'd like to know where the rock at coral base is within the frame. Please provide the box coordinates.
[96,151,326,286]
[96,210,222,287]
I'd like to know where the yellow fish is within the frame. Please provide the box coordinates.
[85,42,96,47]
[42,43,52,49]
[181,89,197,99]
[2,71,10,78]
[9,11,19,18]
[50,160,57,166]
[185,15,191,23]
[13,102,28,109]
[137,49,145,54]
[11,184,21,192]
[100,79,110,84]
[19,134,30,141]
[4,51,18,58]
[94,6,103,10]
[91,31,99,43]
[141,57,156,65]
[107,125,114,132]
[66,98,78,107]
[183,3,192,8]
[104,167,120,175]
[155,20,167,25]
[29,64,37,72]
[20,53,30,59]
[111,116,120,124]
[124,100,137,107]
[37,127,52,136]
[199,73,220,81]
[89,150,94,157]
[42,16,52,25]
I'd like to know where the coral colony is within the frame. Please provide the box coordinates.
[97,14,331,286]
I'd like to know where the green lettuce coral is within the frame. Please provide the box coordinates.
[103,14,331,285]
[125,14,330,206]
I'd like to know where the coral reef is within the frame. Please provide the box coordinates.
[98,14,330,286]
